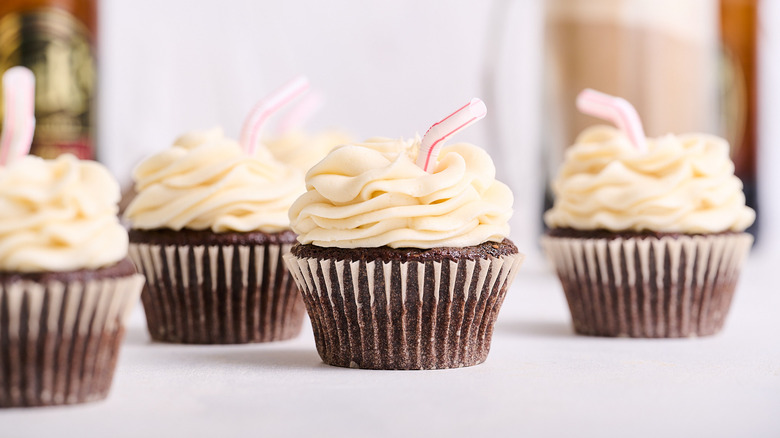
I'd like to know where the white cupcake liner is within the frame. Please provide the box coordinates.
[541,233,753,337]
[0,274,143,407]
[284,252,524,369]
[129,242,305,344]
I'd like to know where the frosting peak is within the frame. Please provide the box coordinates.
[264,129,352,173]
[289,137,513,249]
[544,125,755,233]
[125,127,303,233]
[0,154,127,272]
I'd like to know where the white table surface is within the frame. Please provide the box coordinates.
[3,254,778,438]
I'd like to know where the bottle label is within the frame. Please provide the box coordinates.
[0,8,95,159]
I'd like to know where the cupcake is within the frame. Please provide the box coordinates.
[0,154,143,407]
[124,127,306,344]
[542,125,755,338]
[284,107,524,369]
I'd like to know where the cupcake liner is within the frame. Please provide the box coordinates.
[0,274,143,408]
[284,252,524,370]
[541,233,753,337]
[129,242,305,344]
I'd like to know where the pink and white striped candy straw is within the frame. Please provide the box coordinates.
[416,98,487,172]
[240,75,309,155]
[275,91,324,135]
[576,88,647,152]
[0,66,36,166]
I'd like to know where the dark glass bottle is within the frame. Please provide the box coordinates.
[720,0,759,237]
[0,0,97,159]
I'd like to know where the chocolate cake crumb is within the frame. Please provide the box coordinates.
[291,238,517,262]
[547,228,738,240]
[129,228,297,246]
[0,257,136,284]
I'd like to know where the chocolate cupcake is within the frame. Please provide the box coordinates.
[285,134,523,370]
[542,125,754,338]
[0,155,143,407]
[125,127,306,344]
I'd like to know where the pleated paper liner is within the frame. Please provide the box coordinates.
[284,251,524,370]
[129,242,305,344]
[0,272,143,408]
[541,233,753,338]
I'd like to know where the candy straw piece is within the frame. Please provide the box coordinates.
[416,98,487,172]
[576,88,647,152]
[0,67,36,166]
[240,75,310,155]
[275,91,324,134]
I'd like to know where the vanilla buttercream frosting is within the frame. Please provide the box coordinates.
[125,127,303,233]
[265,129,352,173]
[288,137,513,248]
[544,125,755,233]
[0,154,128,272]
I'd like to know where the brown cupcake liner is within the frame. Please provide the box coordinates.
[0,274,143,408]
[284,252,524,370]
[541,233,753,338]
[129,242,305,344]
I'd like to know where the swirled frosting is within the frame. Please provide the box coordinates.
[544,125,755,233]
[265,129,352,173]
[289,137,513,248]
[0,154,127,272]
[125,127,303,233]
